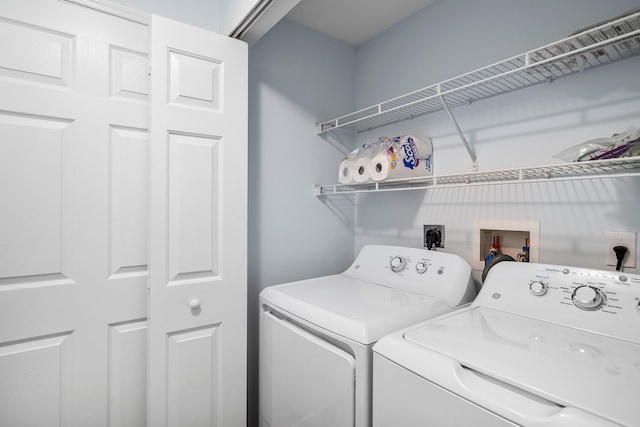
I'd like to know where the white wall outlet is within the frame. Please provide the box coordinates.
[606,231,637,269]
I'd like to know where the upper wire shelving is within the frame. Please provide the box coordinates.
[316,10,640,135]
[314,10,640,196]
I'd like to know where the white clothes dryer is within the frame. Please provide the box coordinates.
[373,261,640,427]
[259,245,476,427]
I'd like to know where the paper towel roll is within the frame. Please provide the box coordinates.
[369,152,432,182]
[353,157,372,183]
[338,159,355,184]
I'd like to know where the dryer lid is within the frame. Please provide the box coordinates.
[398,307,640,427]
[260,274,451,345]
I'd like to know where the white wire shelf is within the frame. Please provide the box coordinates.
[313,157,640,196]
[316,11,640,135]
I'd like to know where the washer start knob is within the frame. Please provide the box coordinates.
[390,256,407,273]
[572,285,605,311]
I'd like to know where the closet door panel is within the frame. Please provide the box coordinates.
[0,1,149,426]
[148,14,248,427]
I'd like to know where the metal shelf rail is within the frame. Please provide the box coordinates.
[313,157,640,196]
[316,11,640,137]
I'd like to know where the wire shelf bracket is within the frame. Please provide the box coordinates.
[439,91,477,170]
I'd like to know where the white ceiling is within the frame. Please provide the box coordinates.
[286,0,437,46]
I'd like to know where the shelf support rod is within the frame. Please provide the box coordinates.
[439,93,477,170]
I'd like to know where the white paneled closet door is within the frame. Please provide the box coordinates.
[0,1,149,426]
[0,2,248,427]
[148,15,248,427]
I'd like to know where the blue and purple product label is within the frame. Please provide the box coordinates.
[401,138,419,169]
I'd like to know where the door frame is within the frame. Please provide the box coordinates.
[59,0,149,25]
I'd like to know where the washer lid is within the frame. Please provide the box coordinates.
[259,274,450,345]
[399,307,640,426]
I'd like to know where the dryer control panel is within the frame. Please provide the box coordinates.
[476,262,640,343]
[342,245,475,308]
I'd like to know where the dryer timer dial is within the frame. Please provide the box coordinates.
[416,261,428,274]
[390,256,407,273]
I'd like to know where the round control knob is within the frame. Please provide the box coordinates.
[416,261,428,274]
[190,299,201,310]
[390,256,407,273]
[572,286,605,311]
[529,281,548,296]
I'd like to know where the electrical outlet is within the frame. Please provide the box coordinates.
[606,231,636,269]
[423,225,445,249]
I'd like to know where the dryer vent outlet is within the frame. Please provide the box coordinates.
[424,225,445,250]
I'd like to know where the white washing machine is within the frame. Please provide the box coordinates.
[373,261,640,427]
[259,244,476,427]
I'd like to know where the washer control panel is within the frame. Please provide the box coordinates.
[477,262,640,343]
